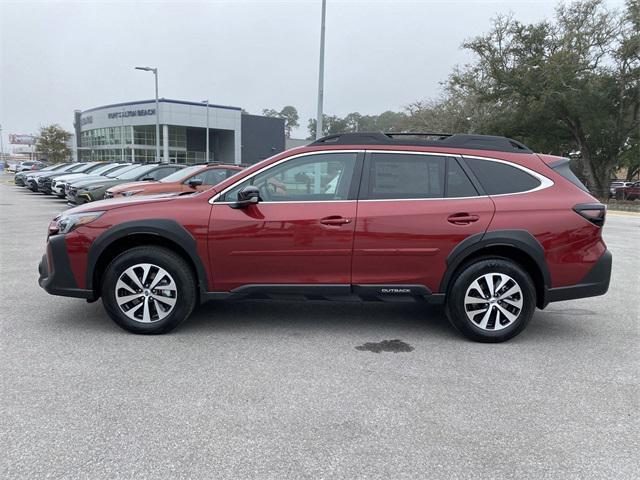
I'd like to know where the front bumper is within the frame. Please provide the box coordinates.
[546,250,612,304]
[38,235,94,300]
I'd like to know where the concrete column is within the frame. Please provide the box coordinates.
[163,124,169,163]
[234,128,242,165]
[130,126,135,162]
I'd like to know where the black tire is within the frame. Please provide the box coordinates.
[445,257,536,343]
[101,246,197,334]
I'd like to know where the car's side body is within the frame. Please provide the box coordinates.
[39,137,611,318]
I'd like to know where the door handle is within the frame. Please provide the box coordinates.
[320,216,351,226]
[447,213,480,225]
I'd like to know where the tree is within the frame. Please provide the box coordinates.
[306,110,409,139]
[449,0,639,196]
[262,106,300,138]
[36,124,72,163]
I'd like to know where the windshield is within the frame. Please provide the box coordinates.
[79,162,108,173]
[88,163,118,175]
[40,164,62,172]
[116,164,156,179]
[65,163,88,172]
[160,166,202,183]
[106,164,137,178]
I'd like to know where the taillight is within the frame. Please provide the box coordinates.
[573,203,606,227]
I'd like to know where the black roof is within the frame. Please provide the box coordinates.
[308,132,532,153]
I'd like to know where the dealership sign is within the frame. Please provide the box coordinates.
[108,109,155,119]
[9,134,37,145]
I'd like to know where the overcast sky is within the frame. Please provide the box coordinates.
[0,0,626,146]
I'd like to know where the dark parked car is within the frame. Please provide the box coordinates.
[39,132,611,342]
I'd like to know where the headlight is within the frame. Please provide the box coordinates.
[121,190,142,197]
[84,184,104,191]
[52,211,105,235]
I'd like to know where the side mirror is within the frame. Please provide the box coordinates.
[230,185,261,209]
[188,178,203,188]
[141,176,155,181]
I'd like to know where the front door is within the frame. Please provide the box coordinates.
[209,151,362,292]
[351,152,495,293]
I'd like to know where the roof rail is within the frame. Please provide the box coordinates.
[308,132,532,153]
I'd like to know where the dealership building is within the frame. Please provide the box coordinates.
[74,99,285,165]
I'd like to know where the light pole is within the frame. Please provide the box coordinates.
[315,0,327,140]
[135,66,161,162]
[202,100,209,163]
[0,124,4,162]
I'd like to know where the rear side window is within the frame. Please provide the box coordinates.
[465,158,540,195]
[551,159,589,192]
[446,158,478,197]
[367,153,446,199]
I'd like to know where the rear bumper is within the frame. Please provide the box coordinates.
[38,235,94,300]
[545,250,612,305]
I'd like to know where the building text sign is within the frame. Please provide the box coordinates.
[108,109,156,119]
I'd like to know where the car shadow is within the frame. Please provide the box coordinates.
[51,295,589,343]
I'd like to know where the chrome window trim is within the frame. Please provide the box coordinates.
[209,149,554,204]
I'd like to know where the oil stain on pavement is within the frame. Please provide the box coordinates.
[355,339,414,353]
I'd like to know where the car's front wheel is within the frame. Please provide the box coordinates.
[445,257,536,343]
[101,246,197,334]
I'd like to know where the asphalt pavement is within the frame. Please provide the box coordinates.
[1,172,638,479]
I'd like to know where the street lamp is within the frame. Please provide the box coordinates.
[135,66,161,163]
[202,100,209,163]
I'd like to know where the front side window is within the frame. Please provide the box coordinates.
[223,153,357,202]
[366,153,446,200]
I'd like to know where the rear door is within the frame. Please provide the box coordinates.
[351,151,495,294]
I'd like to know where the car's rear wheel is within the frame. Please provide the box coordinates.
[101,246,197,334]
[445,257,535,342]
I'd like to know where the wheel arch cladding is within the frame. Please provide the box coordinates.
[440,230,551,309]
[87,219,208,299]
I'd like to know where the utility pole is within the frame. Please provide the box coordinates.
[202,100,210,162]
[315,0,327,140]
[0,124,4,162]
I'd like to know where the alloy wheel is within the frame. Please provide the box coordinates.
[464,273,523,331]
[115,263,177,323]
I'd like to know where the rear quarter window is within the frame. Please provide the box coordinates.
[550,159,589,192]
[465,158,541,195]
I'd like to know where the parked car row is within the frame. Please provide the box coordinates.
[5,160,49,173]
[13,161,243,205]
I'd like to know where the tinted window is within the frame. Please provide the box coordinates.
[198,169,231,185]
[466,158,540,195]
[446,158,478,197]
[224,153,357,202]
[142,166,181,181]
[118,165,156,179]
[160,165,202,183]
[367,153,445,199]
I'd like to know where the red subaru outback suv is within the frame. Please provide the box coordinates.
[38,133,611,342]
